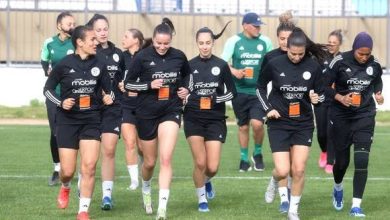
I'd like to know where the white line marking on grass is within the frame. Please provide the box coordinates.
[1,175,390,181]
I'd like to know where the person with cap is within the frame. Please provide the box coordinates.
[325,32,384,217]
[40,11,75,186]
[221,12,273,172]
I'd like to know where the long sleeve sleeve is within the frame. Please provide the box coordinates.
[124,55,150,91]
[43,64,62,107]
[216,64,236,103]
[256,63,273,113]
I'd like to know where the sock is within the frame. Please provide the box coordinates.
[334,182,343,191]
[142,179,152,194]
[205,176,211,184]
[289,195,301,213]
[287,175,292,189]
[352,197,362,208]
[62,181,71,188]
[77,172,82,190]
[102,181,113,199]
[54,163,61,172]
[278,187,289,203]
[253,144,262,156]
[78,197,91,213]
[271,176,278,187]
[196,186,207,204]
[127,165,139,185]
[240,147,249,162]
[158,189,170,210]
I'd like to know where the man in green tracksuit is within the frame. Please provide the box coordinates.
[40,11,75,186]
[221,12,273,172]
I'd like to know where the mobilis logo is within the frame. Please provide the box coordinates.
[72,79,97,86]
[240,53,262,59]
[347,78,370,85]
[194,82,219,89]
[280,86,307,92]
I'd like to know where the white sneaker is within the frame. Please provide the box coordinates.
[265,177,277,203]
[127,182,139,191]
[287,212,300,220]
[156,208,166,220]
[143,192,153,214]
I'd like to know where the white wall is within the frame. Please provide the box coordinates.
[0,67,389,111]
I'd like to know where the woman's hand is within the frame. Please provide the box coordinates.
[151,79,164,89]
[177,87,189,100]
[335,93,353,107]
[61,98,75,110]
[267,109,281,119]
[375,91,384,105]
[309,90,319,104]
[118,81,125,92]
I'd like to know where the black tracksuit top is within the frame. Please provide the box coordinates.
[185,55,236,120]
[43,53,113,124]
[325,50,383,119]
[96,41,125,105]
[261,47,287,70]
[124,46,191,119]
[121,50,138,109]
[257,54,324,129]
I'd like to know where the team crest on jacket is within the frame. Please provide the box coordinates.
[366,66,373,76]
[257,44,264,51]
[211,67,220,76]
[302,71,311,80]
[67,49,74,55]
[91,67,100,77]
[113,53,119,62]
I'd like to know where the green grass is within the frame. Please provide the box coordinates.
[0,125,390,219]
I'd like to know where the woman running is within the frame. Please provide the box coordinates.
[257,27,327,220]
[44,25,114,220]
[185,22,235,212]
[315,29,343,174]
[124,18,190,220]
[327,32,383,217]
[86,13,125,210]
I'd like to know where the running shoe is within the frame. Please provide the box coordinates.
[198,202,210,212]
[143,192,153,215]
[57,186,70,209]
[48,171,60,186]
[333,188,344,211]
[156,208,166,220]
[101,196,113,210]
[205,181,215,200]
[76,211,90,220]
[325,164,333,174]
[318,152,327,168]
[251,154,265,171]
[287,212,300,220]
[127,182,139,191]
[350,207,366,217]
[239,160,252,172]
[265,177,277,203]
[279,201,289,214]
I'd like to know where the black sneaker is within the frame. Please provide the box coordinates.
[239,160,252,172]
[48,171,60,186]
[251,154,265,171]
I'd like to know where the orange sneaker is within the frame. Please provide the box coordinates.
[318,152,327,168]
[76,211,90,220]
[325,164,333,174]
[57,186,70,209]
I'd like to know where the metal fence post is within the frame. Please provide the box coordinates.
[6,0,10,66]
[387,0,390,71]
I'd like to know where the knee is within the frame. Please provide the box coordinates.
[194,159,206,172]
[251,121,264,132]
[291,167,305,179]
[103,148,116,159]
[81,162,97,177]
[143,157,156,170]
[206,165,219,177]
[60,168,74,179]
[160,155,173,168]
[239,125,249,133]
[274,168,290,179]
[354,145,370,169]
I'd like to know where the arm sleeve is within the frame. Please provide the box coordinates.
[323,57,340,99]
[313,65,325,104]
[256,63,273,113]
[40,38,52,76]
[43,64,62,107]
[179,56,192,90]
[221,36,238,62]
[373,62,383,93]
[216,63,236,103]
[100,67,115,101]
[124,55,150,91]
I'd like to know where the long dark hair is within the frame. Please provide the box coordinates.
[143,17,175,48]
[288,27,327,62]
[195,21,231,41]
[71,25,93,48]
